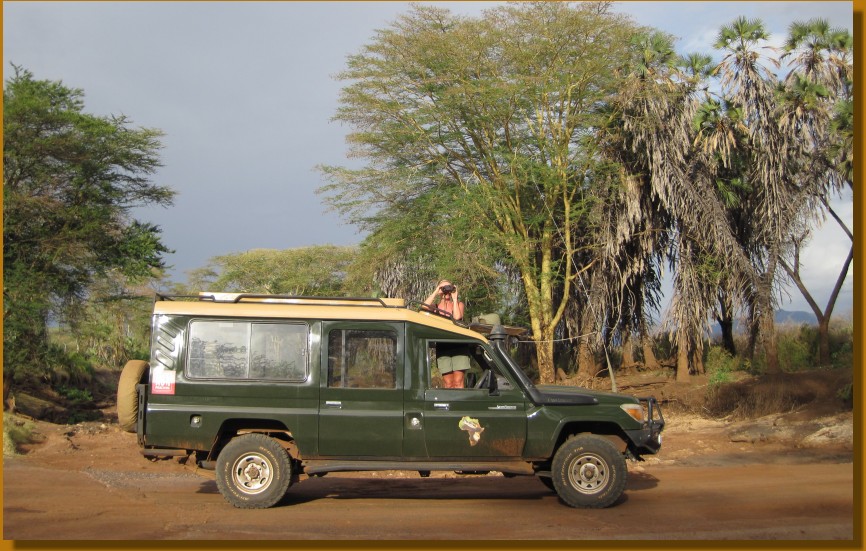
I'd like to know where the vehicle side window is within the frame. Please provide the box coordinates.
[428,341,484,389]
[187,320,307,381]
[249,324,307,380]
[327,329,398,389]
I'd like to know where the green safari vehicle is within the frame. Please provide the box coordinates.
[118,292,664,509]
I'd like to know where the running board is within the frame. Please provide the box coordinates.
[302,460,535,476]
[140,448,189,458]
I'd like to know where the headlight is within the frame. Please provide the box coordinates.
[620,403,645,423]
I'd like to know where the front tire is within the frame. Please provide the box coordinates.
[216,434,293,509]
[551,434,627,508]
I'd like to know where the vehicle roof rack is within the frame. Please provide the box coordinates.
[154,292,485,331]
[153,292,399,306]
[196,292,406,307]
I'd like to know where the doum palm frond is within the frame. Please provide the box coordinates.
[714,16,769,51]
[780,18,852,94]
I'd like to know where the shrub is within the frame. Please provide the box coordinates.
[57,386,93,404]
[704,346,741,387]
[45,343,95,386]
[836,382,853,407]
[3,415,37,456]
[776,327,813,372]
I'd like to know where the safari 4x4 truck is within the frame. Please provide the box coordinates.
[117,293,664,509]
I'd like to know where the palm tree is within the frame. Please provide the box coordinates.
[777,20,853,366]
[712,16,795,374]
[596,30,757,381]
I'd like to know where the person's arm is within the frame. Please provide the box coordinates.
[451,288,465,320]
[423,285,442,310]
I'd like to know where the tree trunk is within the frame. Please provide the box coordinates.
[638,315,660,370]
[675,332,691,382]
[2,374,13,405]
[576,338,596,379]
[535,336,556,384]
[621,331,636,367]
[693,347,705,375]
[745,293,759,360]
[575,302,599,379]
[716,291,736,355]
[781,245,852,368]
[641,339,660,370]
[759,257,781,374]
[760,310,780,374]
[718,318,736,356]
[817,318,831,367]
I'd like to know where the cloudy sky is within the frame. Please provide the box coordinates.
[3,1,855,315]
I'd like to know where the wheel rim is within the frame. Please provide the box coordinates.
[231,453,273,495]
[567,453,609,495]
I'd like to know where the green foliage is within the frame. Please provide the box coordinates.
[187,246,358,296]
[45,342,94,384]
[825,316,853,368]
[704,346,741,387]
[836,382,853,407]
[777,328,814,372]
[57,386,93,404]
[747,320,853,374]
[61,273,159,370]
[3,415,38,456]
[319,2,644,382]
[3,66,174,392]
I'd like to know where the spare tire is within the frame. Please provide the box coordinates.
[117,360,149,432]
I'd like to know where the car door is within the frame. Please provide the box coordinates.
[422,341,527,458]
[317,321,404,457]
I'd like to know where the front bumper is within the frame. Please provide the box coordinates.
[624,396,665,456]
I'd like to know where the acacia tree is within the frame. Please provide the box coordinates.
[184,246,358,296]
[3,67,174,398]
[64,271,158,371]
[320,2,643,383]
[318,175,509,313]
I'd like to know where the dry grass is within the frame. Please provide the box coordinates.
[703,369,853,419]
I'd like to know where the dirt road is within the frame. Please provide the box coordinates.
[2,412,856,541]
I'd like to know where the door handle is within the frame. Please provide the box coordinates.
[488,405,517,410]
[433,403,450,410]
[324,400,342,408]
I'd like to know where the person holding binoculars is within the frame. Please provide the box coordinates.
[423,280,469,389]
[423,279,465,321]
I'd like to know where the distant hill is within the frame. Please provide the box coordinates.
[774,310,816,326]
[709,310,816,337]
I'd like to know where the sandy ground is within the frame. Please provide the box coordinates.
[2,408,855,542]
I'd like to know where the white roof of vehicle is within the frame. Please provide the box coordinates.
[151,292,487,340]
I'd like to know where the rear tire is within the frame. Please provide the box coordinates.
[216,434,292,509]
[117,360,149,432]
[551,434,627,508]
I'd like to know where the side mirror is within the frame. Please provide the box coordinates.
[488,370,499,396]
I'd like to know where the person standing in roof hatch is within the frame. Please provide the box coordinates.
[423,280,469,388]
[423,279,465,321]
